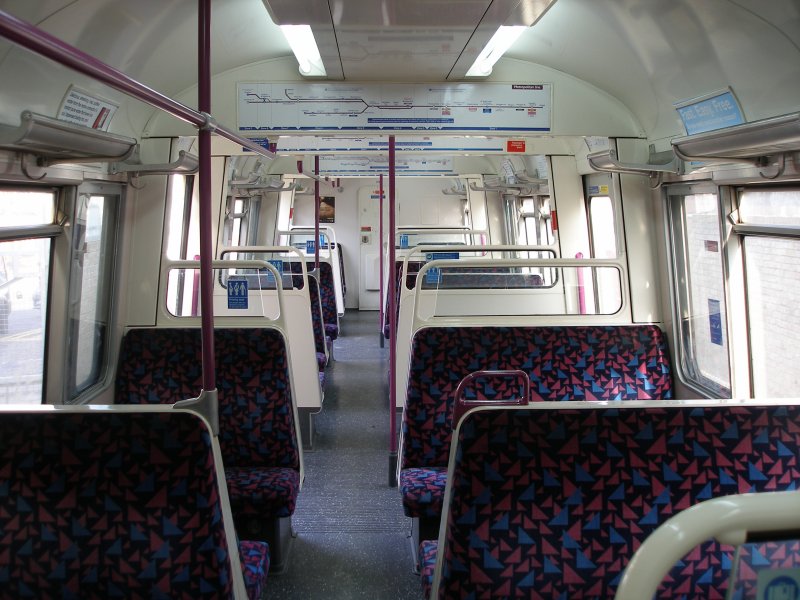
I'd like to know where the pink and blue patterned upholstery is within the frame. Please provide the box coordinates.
[420,267,544,290]
[428,404,800,599]
[399,467,448,518]
[312,262,339,340]
[307,275,327,369]
[238,541,270,600]
[291,261,339,339]
[419,540,438,599]
[399,325,672,519]
[116,328,301,520]
[0,410,243,599]
[225,467,301,518]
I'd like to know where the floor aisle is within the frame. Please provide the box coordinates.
[267,311,422,599]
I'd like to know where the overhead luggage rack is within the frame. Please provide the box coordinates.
[0,110,137,165]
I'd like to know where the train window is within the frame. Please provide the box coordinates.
[165,174,199,260]
[66,190,119,401]
[588,195,621,313]
[735,188,800,397]
[222,194,260,247]
[668,188,731,397]
[518,196,555,246]
[0,190,56,404]
[164,175,200,314]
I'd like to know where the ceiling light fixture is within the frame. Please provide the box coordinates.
[280,24,326,77]
[465,25,527,77]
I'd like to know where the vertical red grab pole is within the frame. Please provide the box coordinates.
[388,136,397,485]
[198,0,216,392]
[314,155,320,269]
[379,174,385,343]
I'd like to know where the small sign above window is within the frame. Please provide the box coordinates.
[674,88,745,135]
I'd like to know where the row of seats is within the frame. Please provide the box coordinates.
[116,327,301,573]
[399,324,673,522]
[420,401,800,598]
[0,407,268,599]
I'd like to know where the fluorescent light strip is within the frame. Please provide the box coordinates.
[466,25,527,77]
[280,24,326,77]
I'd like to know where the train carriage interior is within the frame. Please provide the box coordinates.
[0,0,799,598]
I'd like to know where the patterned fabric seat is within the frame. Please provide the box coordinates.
[291,261,339,339]
[425,403,800,599]
[399,325,672,520]
[307,275,328,370]
[419,540,438,599]
[116,327,301,523]
[239,541,270,600]
[226,467,301,518]
[398,467,448,518]
[0,409,262,599]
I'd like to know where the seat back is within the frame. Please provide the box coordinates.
[430,401,800,599]
[307,274,327,359]
[116,327,300,473]
[401,324,672,471]
[0,406,246,599]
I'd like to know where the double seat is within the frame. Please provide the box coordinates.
[420,400,800,598]
[399,324,673,536]
[116,326,302,571]
[0,407,269,599]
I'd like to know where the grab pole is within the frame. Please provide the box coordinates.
[379,174,385,347]
[198,0,216,392]
[315,155,320,269]
[388,136,397,486]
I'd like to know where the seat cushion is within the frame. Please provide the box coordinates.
[226,467,300,518]
[324,323,338,340]
[399,467,447,518]
[239,540,269,600]
[419,540,438,599]
[319,371,326,391]
[316,351,327,371]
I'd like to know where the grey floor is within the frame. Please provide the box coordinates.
[267,311,422,599]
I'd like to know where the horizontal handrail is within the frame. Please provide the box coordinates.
[452,370,530,426]
[0,9,276,163]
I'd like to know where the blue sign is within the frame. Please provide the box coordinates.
[675,90,745,135]
[399,234,409,249]
[425,252,459,261]
[227,277,248,309]
[306,240,315,254]
[264,259,283,283]
[759,573,800,600]
[426,267,441,285]
[708,298,723,346]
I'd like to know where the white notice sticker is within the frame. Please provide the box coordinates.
[57,85,118,130]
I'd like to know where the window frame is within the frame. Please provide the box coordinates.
[732,184,800,398]
[0,185,60,405]
[666,183,734,398]
[62,182,122,404]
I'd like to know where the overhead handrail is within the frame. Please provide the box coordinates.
[469,181,533,195]
[614,490,800,600]
[111,149,199,176]
[229,172,261,186]
[671,111,800,166]
[0,9,277,163]
[587,148,681,175]
[442,186,468,196]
